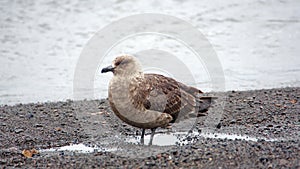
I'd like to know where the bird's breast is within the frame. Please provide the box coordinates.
[108,76,171,129]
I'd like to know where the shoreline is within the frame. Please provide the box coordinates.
[1,87,299,168]
[2,86,299,107]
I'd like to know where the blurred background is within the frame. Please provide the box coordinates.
[1,0,300,105]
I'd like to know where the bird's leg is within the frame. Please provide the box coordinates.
[140,129,145,145]
[149,128,156,145]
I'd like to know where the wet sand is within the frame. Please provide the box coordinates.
[0,87,299,168]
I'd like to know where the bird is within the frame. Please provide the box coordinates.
[101,55,215,145]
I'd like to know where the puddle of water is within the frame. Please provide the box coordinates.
[128,133,179,146]
[40,143,98,153]
[40,132,280,154]
[40,143,118,154]
[127,131,279,146]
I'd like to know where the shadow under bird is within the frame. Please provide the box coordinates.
[101,55,216,145]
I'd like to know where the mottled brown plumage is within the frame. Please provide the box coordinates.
[129,74,212,123]
[101,55,214,145]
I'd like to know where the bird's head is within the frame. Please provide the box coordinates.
[101,55,142,77]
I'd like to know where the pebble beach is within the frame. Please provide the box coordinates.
[1,87,299,168]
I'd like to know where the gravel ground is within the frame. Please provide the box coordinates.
[0,87,299,168]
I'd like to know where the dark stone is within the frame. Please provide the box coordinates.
[35,123,43,127]
[14,129,24,134]
[216,122,222,129]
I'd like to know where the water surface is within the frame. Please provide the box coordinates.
[1,0,299,105]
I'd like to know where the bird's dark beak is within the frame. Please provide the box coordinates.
[101,65,114,73]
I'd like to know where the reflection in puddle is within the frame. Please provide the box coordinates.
[41,132,279,154]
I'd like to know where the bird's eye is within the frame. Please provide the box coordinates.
[115,60,122,66]
[115,59,129,66]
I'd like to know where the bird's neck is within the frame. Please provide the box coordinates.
[109,72,143,113]
[114,71,144,80]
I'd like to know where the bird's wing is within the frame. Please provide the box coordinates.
[129,73,199,120]
[177,81,214,113]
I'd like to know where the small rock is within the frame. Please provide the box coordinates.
[35,123,43,127]
[230,120,236,124]
[145,161,155,166]
[274,125,281,128]
[26,113,34,119]
[290,99,297,104]
[279,159,289,165]
[15,128,24,134]
[22,148,39,158]
[0,159,6,164]
[259,157,269,163]
[216,123,221,129]
[274,104,281,107]
[59,151,65,156]
[73,138,79,144]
